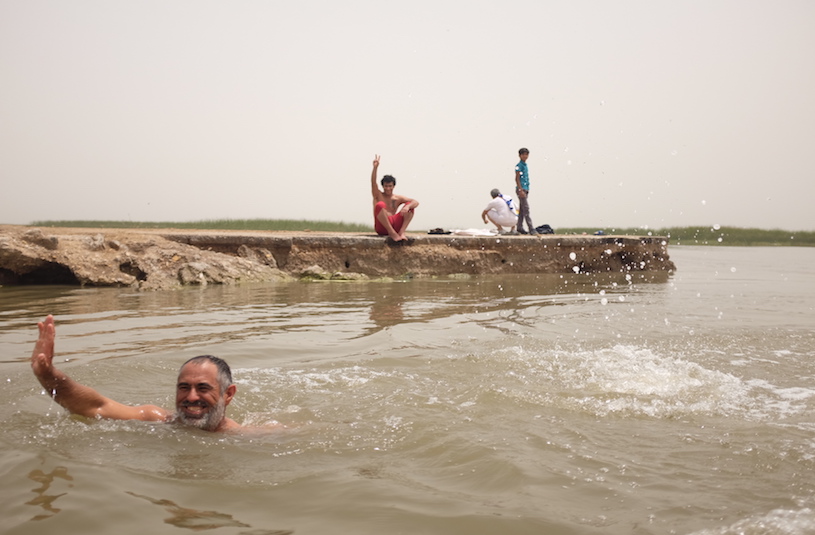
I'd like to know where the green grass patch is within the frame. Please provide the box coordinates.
[29,219,371,232]
[25,220,815,246]
[556,226,815,247]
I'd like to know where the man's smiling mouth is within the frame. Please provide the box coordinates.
[181,402,208,418]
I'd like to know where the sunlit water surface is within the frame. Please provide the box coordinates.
[1,246,814,535]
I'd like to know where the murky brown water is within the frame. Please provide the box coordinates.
[1,246,814,534]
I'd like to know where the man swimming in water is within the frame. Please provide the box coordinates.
[30,315,241,432]
[371,155,419,242]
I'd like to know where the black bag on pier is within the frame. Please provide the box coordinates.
[535,224,554,234]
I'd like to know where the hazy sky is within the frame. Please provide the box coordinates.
[2,1,814,231]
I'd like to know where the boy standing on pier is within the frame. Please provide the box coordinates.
[514,147,537,235]
[370,155,419,242]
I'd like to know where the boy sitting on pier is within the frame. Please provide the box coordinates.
[370,155,419,242]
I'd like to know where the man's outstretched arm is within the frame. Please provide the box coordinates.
[31,315,168,422]
[371,154,383,202]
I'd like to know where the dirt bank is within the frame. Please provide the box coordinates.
[0,225,675,290]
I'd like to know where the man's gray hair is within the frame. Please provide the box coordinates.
[490,188,501,198]
[181,355,233,393]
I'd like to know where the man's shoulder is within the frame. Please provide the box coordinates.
[122,404,171,422]
[218,417,252,433]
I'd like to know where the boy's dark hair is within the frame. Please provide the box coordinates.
[381,175,396,186]
[519,148,529,155]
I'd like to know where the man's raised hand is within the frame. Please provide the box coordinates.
[31,315,57,380]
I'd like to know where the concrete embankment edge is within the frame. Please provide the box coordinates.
[0,226,675,290]
[168,232,675,277]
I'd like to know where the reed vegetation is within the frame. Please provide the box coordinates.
[27,220,815,246]
[557,226,815,247]
[30,219,370,232]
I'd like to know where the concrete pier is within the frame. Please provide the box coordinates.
[0,226,675,290]
[167,232,675,278]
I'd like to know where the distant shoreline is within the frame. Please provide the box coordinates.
[10,220,815,247]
